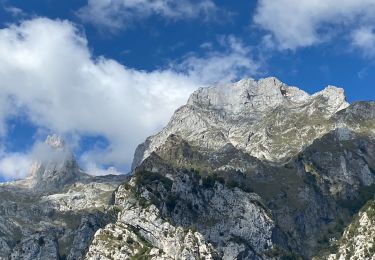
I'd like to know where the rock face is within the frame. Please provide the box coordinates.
[87,161,275,259]
[86,78,374,259]
[328,199,375,260]
[0,135,127,260]
[1,77,375,260]
[25,134,86,193]
[132,77,350,169]
[86,181,220,260]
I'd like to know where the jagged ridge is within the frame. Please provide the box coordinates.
[132,77,350,169]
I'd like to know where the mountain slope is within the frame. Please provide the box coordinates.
[88,77,375,259]
[87,157,276,259]
[327,198,375,260]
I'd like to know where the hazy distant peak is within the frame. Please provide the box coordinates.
[45,134,65,149]
[21,135,84,193]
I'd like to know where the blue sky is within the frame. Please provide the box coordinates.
[0,0,374,179]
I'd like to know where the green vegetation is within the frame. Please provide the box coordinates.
[303,171,321,194]
[130,246,151,260]
[338,184,375,213]
[53,212,82,230]
[126,225,153,260]
[315,198,375,259]
[135,171,173,192]
[130,170,176,209]
[343,198,375,241]
[201,174,224,188]
[58,236,73,260]
[165,195,178,211]
[225,178,254,193]
[191,168,256,193]
[126,236,134,245]
[265,246,304,260]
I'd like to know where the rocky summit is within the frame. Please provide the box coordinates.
[1,77,375,260]
[0,134,128,259]
[132,77,351,169]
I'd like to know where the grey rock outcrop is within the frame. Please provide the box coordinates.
[328,199,375,260]
[132,77,350,169]
[27,134,87,193]
[86,160,275,259]
[0,135,127,260]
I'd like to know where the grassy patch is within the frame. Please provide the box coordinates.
[265,245,304,260]
[135,171,173,192]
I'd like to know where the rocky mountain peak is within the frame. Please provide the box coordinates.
[187,77,348,114]
[132,77,351,169]
[25,135,85,193]
[313,85,349,113]
[187,77,301,113]
[45,134,65,149]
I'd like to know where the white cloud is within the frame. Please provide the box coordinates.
[0,18,258,177]
[174,35,262,84]
[253,0,375,51]
[351,26,375,57]
[83,161,124,176]
[77,0,218,30]
[0,152,32,180]
[0,139,74,180]
[3,6,25,17]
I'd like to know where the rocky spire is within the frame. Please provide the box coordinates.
[27,135,84,193]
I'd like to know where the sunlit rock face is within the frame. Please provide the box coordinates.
[87,165,275,260]
[132,77,350,169]
[328,199,375,260]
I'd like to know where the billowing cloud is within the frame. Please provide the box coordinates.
[175,36,261,84]
[351,26,375,57]
[0,18,258,178]
[0,139,123,180]
[253,0,375,52]
[77,0,218,31]
[0,152,32,180]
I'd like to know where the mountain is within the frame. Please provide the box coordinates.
[20,134,87,193]
[0,77,374,260]
[89,78,375,259]
[132,77,350,169]
[0,135,127,259]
